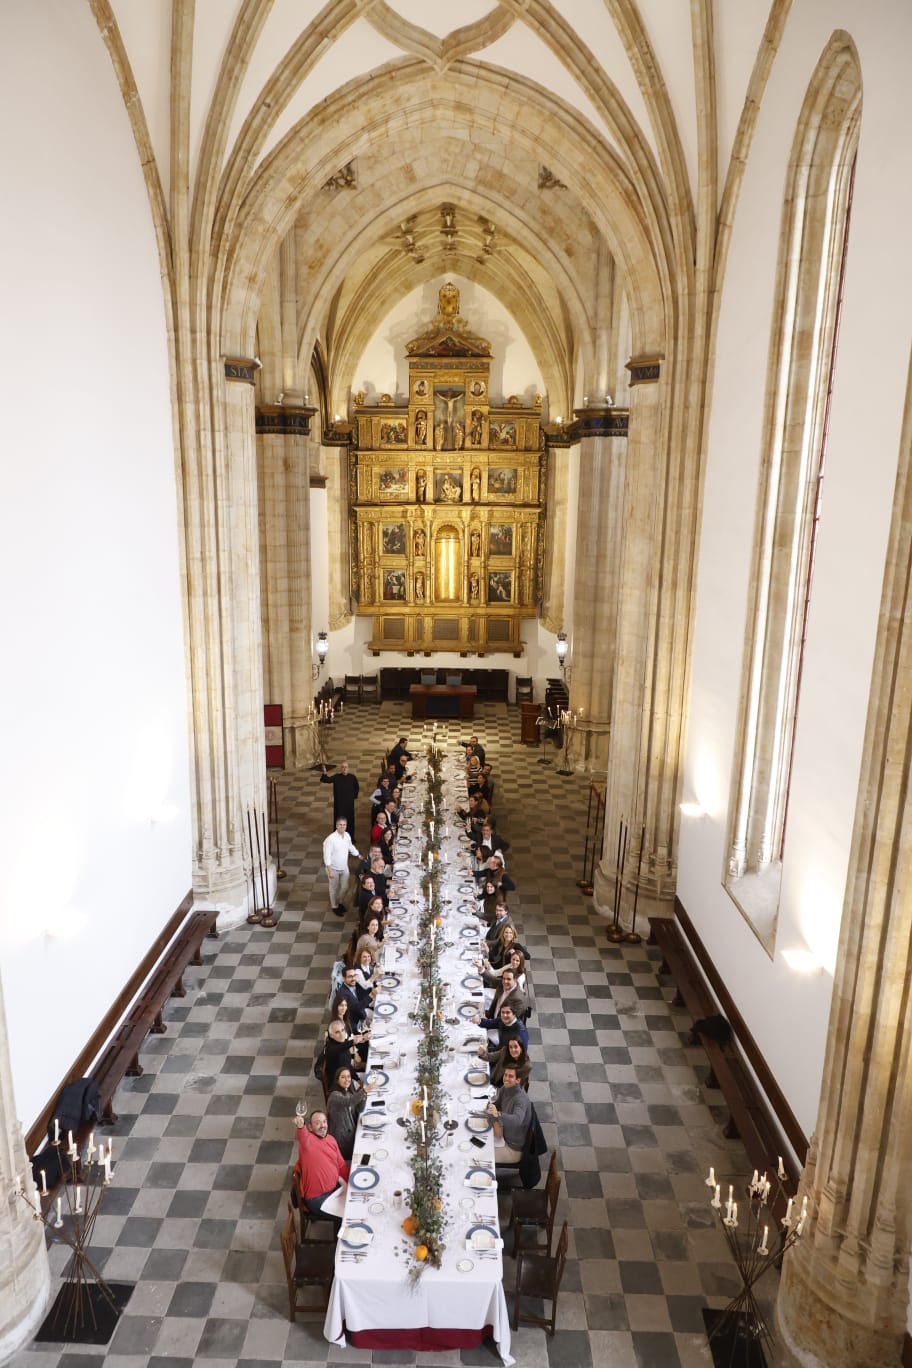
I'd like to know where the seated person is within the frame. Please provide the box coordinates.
[370,810,389,846]
[485,921,532,968]
[324,1014,367,1077]
[485,902,515,947]
[488,1065,532,1162]
[388,736,413,781]
[482,967,529,1022]
[461,734,486,767]
[487,1035,531,1089]
[476,1002,529,1055]
[475,855,515,898]
[293,1106,350,1217]
[470,821,509,863]
[326,1066,371,1162]
[353,947,380,1002]
[483,948,527,995]
[357,874,380,918]
[355,913,384,964]
[333,968,370,1034]
[368,853,389,906]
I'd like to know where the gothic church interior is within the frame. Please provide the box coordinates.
[2,4,912,1364]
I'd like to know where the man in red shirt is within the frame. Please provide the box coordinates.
[294,1107,350,1220]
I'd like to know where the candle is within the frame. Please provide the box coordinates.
[75,1186,83,1213]
[728,1184,733,1209]
[784,1197,794,1226]
[751,1169,759,1190]
[428,851,432,870]
[87,1131,95,1160]
[796,1214,805,1236]
[103,1154,112,1185]
[712,1183,721,1208]
[706,1166,716,1188]
[732,1202,738,1225]
[40,1168,47,1196]
[777,1156,786,1180]
[56,1196,62,1224]
[758,1224,769,1255]
[420,1120,426,1146]
[53,1118,59,1144]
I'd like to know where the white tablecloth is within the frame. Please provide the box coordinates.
[323,747,514,1364]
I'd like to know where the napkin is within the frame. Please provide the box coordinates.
[465,1170,496,1190]
[342,1225,374,1248]
[466,1229,501,1252]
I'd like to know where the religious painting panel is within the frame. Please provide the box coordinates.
[378,467,409,497]
[379,419,408,445]
[488,467,518,496]
[382,569,407,601]
[487,570,513,603]
[434,470,464,503]
[433,386,466,450]
[490,421,517,449]
[489,523,514,556]
[381,522,407,555]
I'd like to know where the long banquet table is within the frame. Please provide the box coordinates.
[323,742,515,1364]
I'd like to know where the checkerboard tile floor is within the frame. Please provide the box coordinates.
[16,703,785,1367]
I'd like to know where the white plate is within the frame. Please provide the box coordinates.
[361,1113,386,1131]
[350,1167,380,1190]
[466,1168,496,1189]
[456,1258,475,1273]
[459,1195,475,1211]
[462,976,483,991]
[341,1222,374,1249]
[464,1069,489,1087]
[374,1001,398,1018]
[369,1200,385,1215]
[458,1004,480,1020]
[466,1114,492,1134]
[365,1069,390,1088]
[458,1140,474,1153]
[373,1147,388,1160]
[468,1224,498,1251]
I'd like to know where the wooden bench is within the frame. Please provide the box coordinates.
[648,907,806,1217]
[92,909,218,1125]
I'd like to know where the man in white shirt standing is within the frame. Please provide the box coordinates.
[323,817,360,918]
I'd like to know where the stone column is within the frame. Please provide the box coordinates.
[0,973,49,1361]
[593,360,668,916]
[777,391,912,1367]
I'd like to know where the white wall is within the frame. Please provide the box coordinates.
[352,277,544,405]
[679,3,912,1139]
[0,6,192,1130]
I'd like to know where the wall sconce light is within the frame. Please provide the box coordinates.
[313,631,329,678]
[555,631,569,672]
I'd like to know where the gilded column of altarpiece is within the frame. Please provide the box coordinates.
[349,285,545,655]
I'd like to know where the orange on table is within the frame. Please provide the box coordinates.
[402,1214,418,1236]
[415,1244,429,1261]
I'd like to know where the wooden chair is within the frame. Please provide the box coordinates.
[509,1150,560,1257]
[280,1205,336,1320]
[361,673,380,703]
[343,674,362,704]
[511,1219,569,1335]
[290,1169,337,1241]
[515,675,533,704]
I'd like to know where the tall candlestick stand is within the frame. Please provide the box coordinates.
[22,1137,130,1343]
[556,707,581,776]
[702,1162,805,1367]
[246,807,263,924]
[268,776,286,881]
[606,818,627,943]
[623,824,646,944]
[259,808,277,928]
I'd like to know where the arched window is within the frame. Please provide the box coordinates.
[726,34,861,949]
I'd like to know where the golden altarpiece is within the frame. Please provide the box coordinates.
[349,285,545,654]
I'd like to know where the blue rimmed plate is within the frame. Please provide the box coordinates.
[365,1069,389,1089]
[464,1067,489,1087]
[350,1167,380,1191]
[361,1112,386,1132]
[340,1220,374,1248]
[385,926,405,940]
[465,1114,493,1134]
[462,975,483,991]
[460,927,480,941]
[464,1166,496,1188]
[379,974,400,990]
[458,1003,480,1020]
[374,1001,398,1019]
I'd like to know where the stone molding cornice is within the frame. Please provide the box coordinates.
[255,405,317,435]
[626,355,663,385]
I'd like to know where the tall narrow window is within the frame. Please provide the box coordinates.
[726,35,861,950]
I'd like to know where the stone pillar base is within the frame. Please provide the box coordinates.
[568,720,610,775]
[776,1247,905,1368]
[0,1208,49,1364]
[285,719,321,769]
[195,864,276,934]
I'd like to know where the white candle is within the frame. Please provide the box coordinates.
[56,1196,62,1223]
[706,1166,715,1188]
[40,1169,47,1196]
[795,1214,805,1236]
[712,1183,721,1208]
[732,1202,738,1225]
[777,1156,786,1180]
[68,1130,74,1152]
[751,1169,759,1190]
[784,1197,794,1226]
[103,1154,112,1184]
[75,1186,83,1213]
[427,851,432,870]
[53,1118,59,1144]
[728,1184,733,1209]
[420,1120,426,1146]
[758,1224,769,1255]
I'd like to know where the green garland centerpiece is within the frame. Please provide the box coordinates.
[400,742,452,1278]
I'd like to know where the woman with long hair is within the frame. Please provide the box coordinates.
[486,1034,531,1089]
[326,1065,368,1160]
[354,912,383,964]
